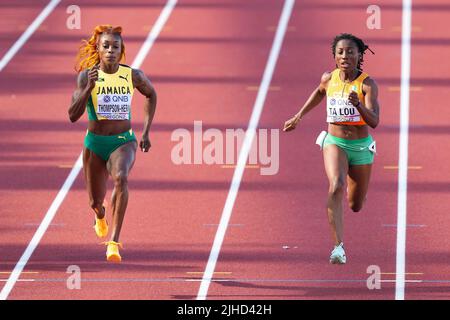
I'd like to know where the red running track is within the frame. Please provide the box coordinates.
[0,0,448,300]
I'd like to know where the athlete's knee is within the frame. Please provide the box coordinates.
[349,201,363,212]
[349,195,367,212]
[112,171,128,189]
[328,177,345,196]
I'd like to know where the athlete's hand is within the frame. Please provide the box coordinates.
[87,65,99,90]
[348,91,360,107]
[283,115,300,132]
[140,135,151,152]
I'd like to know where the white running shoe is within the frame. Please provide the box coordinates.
[329,242,346,264]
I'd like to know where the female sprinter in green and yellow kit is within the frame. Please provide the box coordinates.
[283,33,380,264]
[69,25,157,262]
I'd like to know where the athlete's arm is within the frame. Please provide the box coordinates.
[283,71,331,132]
[349,77,379,129]
[132,68,157,152]
[68,66,98,123]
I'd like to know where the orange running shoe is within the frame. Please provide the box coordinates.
[104,241,123,262]
[93,206,108,238]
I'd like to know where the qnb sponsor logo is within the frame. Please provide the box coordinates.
[101,95,129,103]
[336,99,353,106]
[170,121,279,176]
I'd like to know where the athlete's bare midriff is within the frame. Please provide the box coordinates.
[328,123,369,140]
[88,119,132,136]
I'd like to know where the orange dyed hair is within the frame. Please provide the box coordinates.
[75,25,126,72]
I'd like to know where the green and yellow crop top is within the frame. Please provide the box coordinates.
[86,64,134,121]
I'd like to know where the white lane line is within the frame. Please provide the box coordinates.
[0,0,177,301]
[196,0,295,301]
[0,0,61,72]
[396,0,412,301]
[132,0,177,68]
[0,154,83,300]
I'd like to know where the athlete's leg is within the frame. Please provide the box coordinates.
[347,164,372,212]
[106,141,137,242]
[323,144,349,246]
[83,147,108,219]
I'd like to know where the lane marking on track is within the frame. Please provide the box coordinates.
[132,0,177,69]
[391,26,422,32]
[0,272,39,274]
[381,272,423,275]
[196,0,295,301]
[17,24,48,32]
[203,224,244,227]
[382,224,426,228]
[266,26,296,32]
[388,86,422,92]
[11,275,450,285]
[382,280,422,283]
[384,165,422,170]
[187,272,232,275]
[0,153,82,301]
[221,165,260,169]
[246,86,281,91]
[383,223,426,227]
[24,223,66,227]
[142,25,172,32]
[0,0,60,72]
[2,277,436,284]
[58,164,74,169]
[0,0,178,301]
[396,0,412,301]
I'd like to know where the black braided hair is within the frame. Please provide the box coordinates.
[331,33,374,70]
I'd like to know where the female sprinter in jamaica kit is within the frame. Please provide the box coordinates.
[68,25,157,262]
[283,33,380,264]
